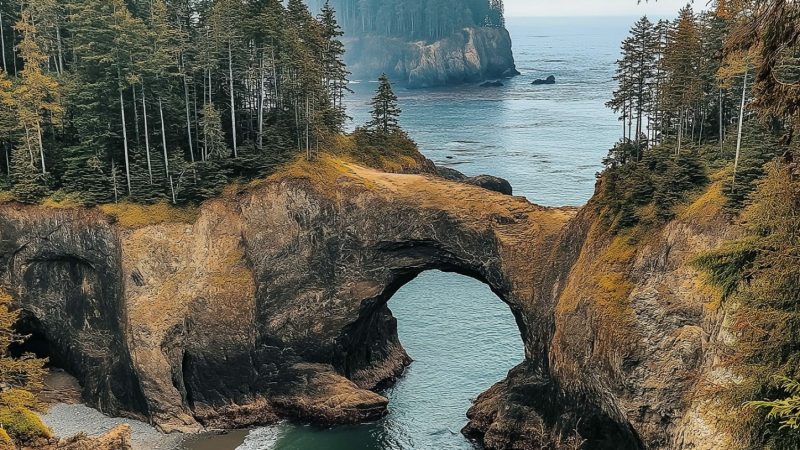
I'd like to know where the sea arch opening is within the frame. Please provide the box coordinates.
[334,268,527,449]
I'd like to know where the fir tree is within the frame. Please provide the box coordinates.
[367,74,401,135]
[318,1,350,131]
[200,103,228,159]
[13,11,61,174]
[10,148,48,203]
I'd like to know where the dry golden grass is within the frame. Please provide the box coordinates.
[40,193,83,210]
[677,171,728,222]
[99,202,199,229]
[0,191,12,204]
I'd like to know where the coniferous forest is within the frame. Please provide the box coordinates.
[0,0,362,206]
[305,0,505,41]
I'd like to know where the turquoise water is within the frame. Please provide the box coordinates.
[185,17,637,450]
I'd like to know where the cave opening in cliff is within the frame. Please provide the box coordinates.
[377,269,525,445]
[9,314,67,370]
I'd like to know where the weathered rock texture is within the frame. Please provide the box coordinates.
[464,179,737,450]
[0,158,736,449]
[25,425,132,450]
[345,27,518,88]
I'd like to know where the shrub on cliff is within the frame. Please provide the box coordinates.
[598,144,707,229]
[0,428,12,450]
[0,406,51,442]
[0,290,49,446]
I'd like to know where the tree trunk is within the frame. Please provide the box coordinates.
[182,58,195,163]
[732,71,748,193]
[258,52,265,151]
[142,85,153,183]
[4,145,9,176]
[698,106,705,146]
[719,88,724,154]
[55,25,64,74]
[159,98,170,177]
[0,7,6,73]
[35,119,46,173]
[112,160,118,203]
[132,85,140,148]
[305,95,310,160]
[119,86,132,195]
[228,41,238,157]
[676,109,683,157]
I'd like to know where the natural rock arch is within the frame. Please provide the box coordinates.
[0,160,642,448]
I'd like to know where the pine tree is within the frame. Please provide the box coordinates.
[367,74,401,135]
[10,148,48,203]
[200,103,228,159]
[319,1,350,132]
[661,6,703,156]
[0,68,17,178]
[13,11,61,174]
[209,0,243,157]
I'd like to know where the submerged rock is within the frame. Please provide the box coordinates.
[532,75,556,85]
[480,80,504,87]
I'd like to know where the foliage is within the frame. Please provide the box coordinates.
[99,202,200,229]
[0,428,11,450]
[598,143,708,230]
[693,161,800,450]
[692,238,758,299]
[0,289,48,446]
[748,377,800,432]
[0,406,51,442]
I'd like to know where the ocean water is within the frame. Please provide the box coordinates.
[184,17,635,450]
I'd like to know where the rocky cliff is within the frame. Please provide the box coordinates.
[345,27,519,88]
[0,156,737,449]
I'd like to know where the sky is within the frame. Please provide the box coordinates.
[504,0,692,17]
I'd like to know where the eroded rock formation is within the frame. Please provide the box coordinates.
[345,27,519,88]
[0,157,736,449]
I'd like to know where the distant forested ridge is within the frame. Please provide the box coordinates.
[305,0,506,41]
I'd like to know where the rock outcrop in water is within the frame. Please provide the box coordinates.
[0,155,738,449]
[532,75,556,85]
[345,27,519,88]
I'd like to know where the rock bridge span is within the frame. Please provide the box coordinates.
[0,159,641,449]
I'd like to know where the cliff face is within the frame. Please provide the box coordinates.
[462,179,739,449]
[0,158,737,448]
[345,27,519,87]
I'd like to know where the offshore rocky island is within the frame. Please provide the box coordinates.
[306,0,519,87]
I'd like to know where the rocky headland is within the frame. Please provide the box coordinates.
[0,152,738,449]
[345,27,519,88]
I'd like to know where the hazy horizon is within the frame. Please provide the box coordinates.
[505,0,692,17]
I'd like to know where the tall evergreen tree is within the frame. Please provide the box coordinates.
[367,74,401,135]
[13,11,61,174]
